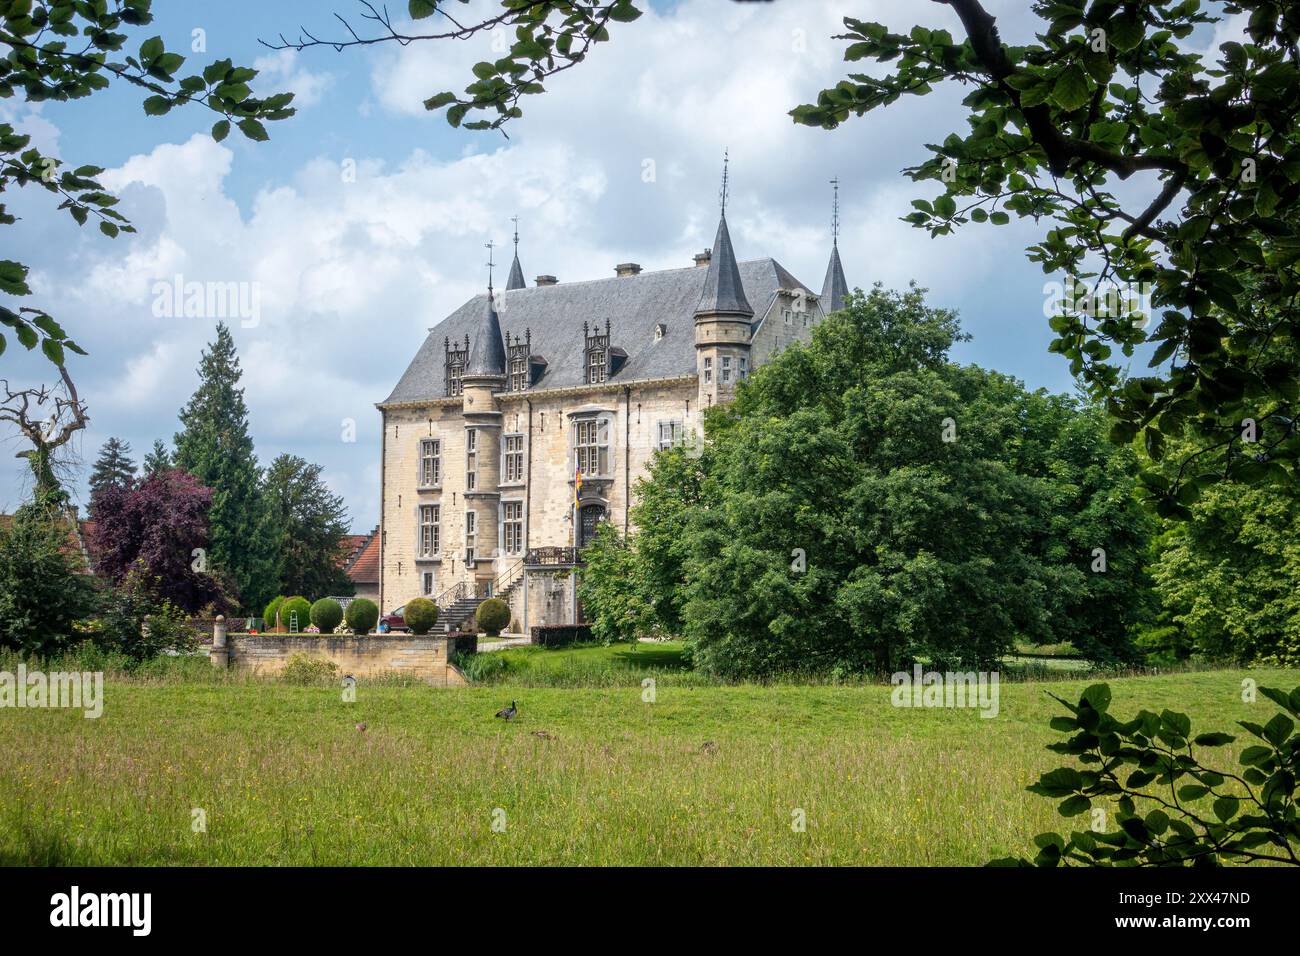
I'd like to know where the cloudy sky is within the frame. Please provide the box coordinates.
[0,0,1241,528]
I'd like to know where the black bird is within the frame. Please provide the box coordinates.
[495,700,518,721]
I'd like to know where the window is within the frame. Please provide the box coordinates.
[506,330,531,392]
[419,438,440,487]
[739,356,748,380]
[587,348,606,384]
[703,356,713,384]
[784,308,793,325]
[803,313,810,328]
[465,510,476,563]
[503,501,523,555]
[466,429,477,491]
[447,363,463,396]
[657,420,683,451]
[422,571,434,596]
[721,356,733,384]
[444,335,468,397]
[418,504,439,558]
[575,417,610,476]
[503,433,524,483]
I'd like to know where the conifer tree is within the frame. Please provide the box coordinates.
[141,439,171,477]
[88,437,135,498]
[173,323,276,612]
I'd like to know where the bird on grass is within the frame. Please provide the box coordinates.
[355,722,367,733]
[495,700,518,721]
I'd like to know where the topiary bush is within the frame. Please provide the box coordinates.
[404,597,438,635]
[345,597,379,635]
[263,595,285,632]
[475,597,511,637]
[279,596,311,633]
[310,598,344,635]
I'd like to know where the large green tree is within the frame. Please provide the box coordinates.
[582,285,1153,677]
[262,453,354,600]
[1,0,293,368]
[290,0,1300,510]
[173,322,276,612]
[140,438,171,476]
[87,436,134,498]
[0,499,96,655]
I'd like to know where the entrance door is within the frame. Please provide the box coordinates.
[579,503,606,547]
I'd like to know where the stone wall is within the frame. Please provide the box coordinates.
[215,632,467,686]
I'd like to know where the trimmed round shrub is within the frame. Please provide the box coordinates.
[475,597,511,637]
[310,598,344,635]
[404,597,438,635]
[264,595,285,631]
[345,597,379,635]
[279,596,312,632]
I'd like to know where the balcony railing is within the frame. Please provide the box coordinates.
[524,546,583,568]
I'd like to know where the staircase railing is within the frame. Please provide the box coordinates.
[435,579,468,613]
[492,558,525,597]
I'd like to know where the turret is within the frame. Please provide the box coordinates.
[694,152,753,408]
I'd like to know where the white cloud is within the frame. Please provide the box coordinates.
[253,49,335,109]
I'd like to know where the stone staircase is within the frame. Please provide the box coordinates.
[433,561,526,635]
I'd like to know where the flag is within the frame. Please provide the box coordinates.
[574,460,582,509]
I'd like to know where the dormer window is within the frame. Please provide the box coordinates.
[444,334,468,397]
[506,329,531,392]
[584,319,610,385]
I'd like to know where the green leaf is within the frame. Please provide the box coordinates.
[142,95,170,116]
[211,120,230,142]
[408,0,438,19]
[40,336,64,365]
[237,118,269,142]
[1051,64,1090,112]
[1058,794,1091,816]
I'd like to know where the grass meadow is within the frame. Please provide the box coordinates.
[1,646,1296,866]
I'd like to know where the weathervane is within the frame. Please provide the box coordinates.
[830,176,840,245]
[719,148,730,216]
[486,239,495,293]
[511,215,520,254]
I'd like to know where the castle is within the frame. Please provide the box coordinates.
[376,183,849,632]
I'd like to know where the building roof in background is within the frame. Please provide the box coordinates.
[344,527,380,586]
[382,257,813,405]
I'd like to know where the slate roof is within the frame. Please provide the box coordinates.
[464,293,507,377]
[695,213,752,317]
[505,253,526,291]
[382,257,813,405]
[821,242,849,314]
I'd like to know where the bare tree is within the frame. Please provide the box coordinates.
[0,365,89,505]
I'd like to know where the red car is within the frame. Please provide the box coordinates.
[379,606,409,633]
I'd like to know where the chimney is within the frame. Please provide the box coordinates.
[693,249,712,267]
[535,275,558,287]
[615,262,642,277]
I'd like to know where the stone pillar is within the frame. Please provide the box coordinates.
[210,614,229,669]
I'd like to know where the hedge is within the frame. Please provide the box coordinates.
[530,624,593,647]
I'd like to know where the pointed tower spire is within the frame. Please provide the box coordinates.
[506,215,526,291]
[465,241,506,378]
[821,177,848,314]
[695,150,752,318]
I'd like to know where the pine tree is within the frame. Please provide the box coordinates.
[263,454,355,599]
[87,437,135,498]
[141,439,171,476]
[173,323,277,613]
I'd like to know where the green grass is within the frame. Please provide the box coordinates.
[2,665,1297,865]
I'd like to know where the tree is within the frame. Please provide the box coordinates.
[585,285,1153,678]
[141,439,171,476]
[173,322,276,612]
[0,364,88,503]
[296,1,1300,509]
[0,501,97,656]
[88,436,135,498]
[88,468,231,615]
[262,454,353,599]
[993,682,1300,867]
[1,1,293,369]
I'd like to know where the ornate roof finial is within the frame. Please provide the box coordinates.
[485,238,496,294]
[830,176,840,246]
[512,215,519,253]
[719,148,730,216]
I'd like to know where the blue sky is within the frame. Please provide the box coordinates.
[0,0,1242,529]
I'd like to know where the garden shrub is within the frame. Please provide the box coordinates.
[476,598,510,637]
[264,596,285,630]
[309,598,343,635]
[531,624,594,647]
[404,597,438,635]
[345,598,379,635]
[279,596,311,632]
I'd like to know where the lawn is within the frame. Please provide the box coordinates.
[2,661,1297,865]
